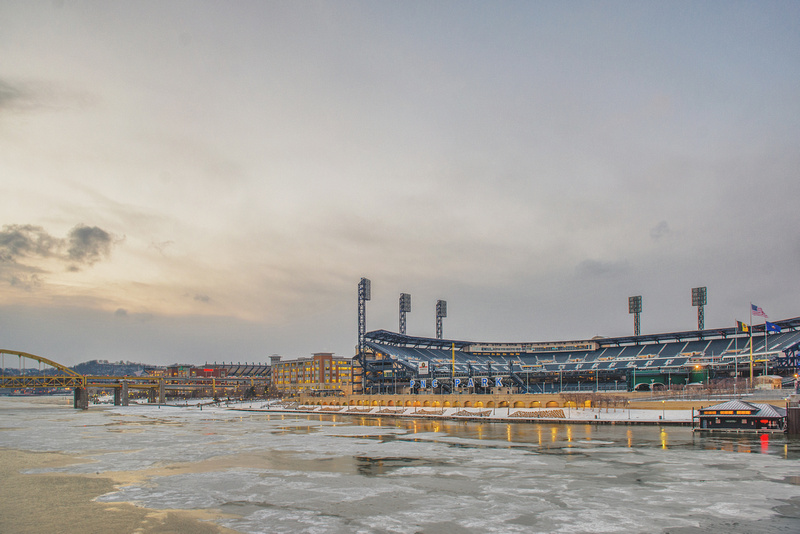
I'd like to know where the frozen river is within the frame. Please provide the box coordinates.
[1,396,800,533]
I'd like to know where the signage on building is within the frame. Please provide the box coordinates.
[418,361,429,375]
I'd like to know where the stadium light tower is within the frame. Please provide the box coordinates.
[628,295,642,337]
[436,300,447,339]
[357,278,371,394]
[399,293,411,334]
[357,278,371,356]
[692,286,707,331]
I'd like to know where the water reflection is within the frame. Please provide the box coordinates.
[316,414,800,458]
[354,456,452,477]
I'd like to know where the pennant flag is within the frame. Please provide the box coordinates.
[751,304,768,318]
[766,321,781,333]
[736,321,749,333]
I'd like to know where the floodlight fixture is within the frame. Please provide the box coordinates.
[360,277,371,301]
[692,286,707,330]
[691,286,707,307]
[400,293,411,312]
[628,295,642,336]
[399,293,411,334]
[436,300,447,339]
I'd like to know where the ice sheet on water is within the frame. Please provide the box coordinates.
[4,398,800,534]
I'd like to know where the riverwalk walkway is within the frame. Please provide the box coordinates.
[232,400,696,425]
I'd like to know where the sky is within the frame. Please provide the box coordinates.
[1,1,799,367]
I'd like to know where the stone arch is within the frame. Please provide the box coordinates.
[486,401,495,408]
[423,400,431,407]
[583,400,592,408]
[443,401,451,407]
[499,401,509,408]
[372,400,379,406]
[513,401,525,408]
[546,400,559,408]
[433,401,441,407]
[475,401,484,408]
[413,401,421,407]
[564,401,577,408]
[387,400,395,407]
[530,400,541,408]
[464,401,472,407]
[453,401,461,407]
[405,400,413,407]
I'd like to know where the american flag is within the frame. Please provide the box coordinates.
[751,303,768,318]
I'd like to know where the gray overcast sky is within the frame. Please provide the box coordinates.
[1,1,799,366]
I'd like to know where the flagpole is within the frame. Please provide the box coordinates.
[451,343,455,381]
[749,304,753,386]
[765,319,769,377]
[734,328,738,396]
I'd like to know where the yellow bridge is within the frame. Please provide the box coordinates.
[1,349,271,409]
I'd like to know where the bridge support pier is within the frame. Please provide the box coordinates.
[159,380,165,404]
[114,387,121,406]
[148,387,156,403]
[121,381,129,406]
[73,387,88,410]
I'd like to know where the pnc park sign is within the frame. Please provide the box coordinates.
[409,377,504,389]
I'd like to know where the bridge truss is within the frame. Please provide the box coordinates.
[1,349,272,408]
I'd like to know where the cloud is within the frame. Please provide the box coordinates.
[0,77,97,114]
[650,220,670,240]
[149,240,174,255]
[67,224,113,266]
[575,259,630,278]
[0,79,28,111]
[9,274,43,292]
[0,225,60,263]
[193,294,211,303]
[1,223,118,286]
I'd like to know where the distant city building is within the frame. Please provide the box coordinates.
[272,353,353,395]
[165,365,196,378]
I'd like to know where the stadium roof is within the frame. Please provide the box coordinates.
[364,330,471,350]
[365,316,800,350]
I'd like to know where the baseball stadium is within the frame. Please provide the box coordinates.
[353,279,800,396]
